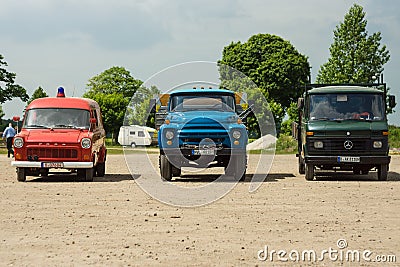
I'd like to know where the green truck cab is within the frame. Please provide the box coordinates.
[293,84,396,181]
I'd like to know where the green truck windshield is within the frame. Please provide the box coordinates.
[309,93,384,121]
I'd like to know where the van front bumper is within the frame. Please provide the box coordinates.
[11,161,93,169]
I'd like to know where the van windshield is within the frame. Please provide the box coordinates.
[309,93,384,121]
[170,94,235,112]
[23,108,90,129]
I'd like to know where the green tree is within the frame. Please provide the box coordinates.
[125,85,160,127]
[316,4,390,83]
[0,105,4,121]
[83,66,143,142]
[27,86,48,105]
[219,34,310,132]
[0,54,29,104]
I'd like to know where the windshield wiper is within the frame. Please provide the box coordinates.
[53,124,81,129]
[26,124,50,128]
[312,117,330,121]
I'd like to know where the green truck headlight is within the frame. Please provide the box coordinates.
[314,141,324,149]
[373,141,382,148]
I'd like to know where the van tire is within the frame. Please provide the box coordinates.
[96,162,106,177]
[17,167,26,182]
[85,168,94,182]
[131,143,136,148]
[160,154,172,181]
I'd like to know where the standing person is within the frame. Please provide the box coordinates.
[2,123,16,158]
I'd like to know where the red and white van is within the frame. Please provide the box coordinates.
[11,87,107,182]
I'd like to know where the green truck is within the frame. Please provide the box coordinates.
[293,82,396,181]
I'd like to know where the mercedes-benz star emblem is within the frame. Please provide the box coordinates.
[344,140,353,150]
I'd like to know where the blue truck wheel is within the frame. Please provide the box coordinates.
[160,154,173,181]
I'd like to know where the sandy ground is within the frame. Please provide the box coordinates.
[0,152,399,266]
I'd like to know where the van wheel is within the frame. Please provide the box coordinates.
[17,167,26,182]
[85,168,94,182]
[131,143,136,148]
[160,154,172,181]
[377,164,388,181]
[96,162,106,177]
[305,164,314,181]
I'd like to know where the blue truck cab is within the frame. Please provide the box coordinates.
[153,88,248,181]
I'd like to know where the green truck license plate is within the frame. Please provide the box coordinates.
[338,156,360,163]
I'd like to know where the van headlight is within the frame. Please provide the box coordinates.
[232,130,241,139]
[165,130,174,140]
[373,141,382,148]
[81,138,91,149]
[14,137,24,148]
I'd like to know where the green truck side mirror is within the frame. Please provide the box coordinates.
[389,95,396,109]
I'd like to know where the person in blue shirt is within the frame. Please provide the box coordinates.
[2,123,16,158]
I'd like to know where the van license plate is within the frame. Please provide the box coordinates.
[192,149,215,156]
[338,156,360,163]
[42,162,64,168]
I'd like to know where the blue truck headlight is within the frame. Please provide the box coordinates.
[314,141,324,149]
[232,130,241,139]
[373,141,382,148]
[165,130,174,140]
[13,137,24,148]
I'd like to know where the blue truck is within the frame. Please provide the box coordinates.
[151,88,249,181]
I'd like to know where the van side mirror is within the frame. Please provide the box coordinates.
[389,95,396,109]
[90,118,97,124]
[297,98,304,109]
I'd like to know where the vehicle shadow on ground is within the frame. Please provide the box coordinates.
[27,173,140,183]
[314,171,400,182]
[171,173,295,183]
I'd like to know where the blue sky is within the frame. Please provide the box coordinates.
[1,0,400,125]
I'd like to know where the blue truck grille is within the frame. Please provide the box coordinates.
[179,125,229,146]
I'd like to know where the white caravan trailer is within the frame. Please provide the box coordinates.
[118,125,156,148]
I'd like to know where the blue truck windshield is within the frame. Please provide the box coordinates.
[23,108,90,129]
[309,93,384,121]
[170,94,235,112]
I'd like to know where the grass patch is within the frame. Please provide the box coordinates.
[389,125,400,149]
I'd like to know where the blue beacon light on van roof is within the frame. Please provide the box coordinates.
[57,87,65,97]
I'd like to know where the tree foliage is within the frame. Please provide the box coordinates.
[124,85,160,127]
[0,105,4,121]
[219,34,310,130]
[316,4,390,83]
[27,86,48,105]
[83,66,143,142]
[0,54,29,104]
